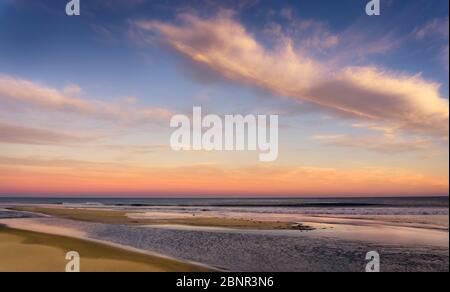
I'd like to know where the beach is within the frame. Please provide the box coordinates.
[0,197,448,272]
[1,0,448,275]
[0,225,210,272]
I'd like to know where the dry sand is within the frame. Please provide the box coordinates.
[0,224,210,272]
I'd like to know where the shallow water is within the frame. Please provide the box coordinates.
[1,198,448,271]
[143,220,449,248]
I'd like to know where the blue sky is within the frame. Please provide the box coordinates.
[1,0,448,99]
[0,0,448,196]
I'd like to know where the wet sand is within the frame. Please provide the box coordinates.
[1,216,448,272]
[11,206,299,230]
[1,206,448,272]
[0,224,210,272]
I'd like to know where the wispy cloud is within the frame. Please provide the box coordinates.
[413,17,449,40]
[263,17,340,54]
[133,11,449,139]
[312,134,432,154]
[0,74,172,124]
[413,17,449,70]
[0,155,122,169]
[0,122,92,145]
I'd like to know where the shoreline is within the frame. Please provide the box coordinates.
[9,206,306,230]
[0,222,213,272]
[4,205,449,247]
[1,203,448,272]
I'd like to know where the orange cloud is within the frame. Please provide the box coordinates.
[308,67,449,137]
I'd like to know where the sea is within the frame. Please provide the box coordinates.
[0,196,448,216]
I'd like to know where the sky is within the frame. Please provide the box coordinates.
[0,0,448,197]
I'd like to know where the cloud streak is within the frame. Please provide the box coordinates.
[413,17,449,40]
[0,74,172,124]
[0,123,91,145]
[134,12,449,139]
[312,134,432,154]
[413,17,449,71]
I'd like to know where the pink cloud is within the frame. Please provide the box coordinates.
[134,12,449,139]
[0,74,172,124]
